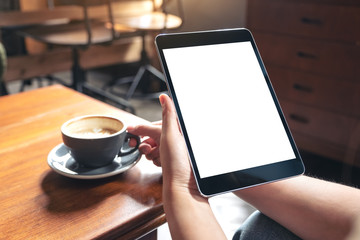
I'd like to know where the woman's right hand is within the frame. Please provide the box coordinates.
[130,94,227,240]
[128,94,199,194]
[127,121,162,166]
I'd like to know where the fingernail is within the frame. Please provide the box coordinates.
[159,95,165,108]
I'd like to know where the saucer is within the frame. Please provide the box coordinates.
[47,143,141,179]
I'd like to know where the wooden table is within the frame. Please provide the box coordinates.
[0,85,165,239]
[0,6,82,28]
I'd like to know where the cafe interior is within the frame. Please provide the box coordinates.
[1,0,359,239]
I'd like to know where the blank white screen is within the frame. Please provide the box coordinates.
[163,42,296,178]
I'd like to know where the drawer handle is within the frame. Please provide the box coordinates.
[289,114,309,124]
[297,51,317,59]
[301,17,322,25]
[293,83,313,93]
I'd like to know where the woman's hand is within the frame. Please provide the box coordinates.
[127,121,162,166]
[127,94,198,194]
[158,94,197,193]
[128,94,227,240]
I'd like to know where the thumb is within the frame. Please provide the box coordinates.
[159,94,179,136]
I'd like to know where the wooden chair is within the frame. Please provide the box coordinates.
[108,0,184,100]
[18,0,137,112]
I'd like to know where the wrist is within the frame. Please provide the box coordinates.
[162,182,227,240]
[163,182,207,204]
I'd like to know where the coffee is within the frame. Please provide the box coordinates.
[63,115,124,139]
[69,128,118,138]
[61,115,140,167]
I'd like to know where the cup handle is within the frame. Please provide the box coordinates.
[118,132,140,157]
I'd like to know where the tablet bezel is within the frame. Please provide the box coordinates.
[155,28,305,196]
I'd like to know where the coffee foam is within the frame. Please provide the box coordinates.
[63,116,124,139]
[70,128,118,138]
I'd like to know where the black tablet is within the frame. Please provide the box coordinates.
[155,28,305,196]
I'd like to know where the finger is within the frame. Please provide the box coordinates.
[129,136,157,148]
[145,147,160,161]
[127,124,161,139]
[152,157,161,167]
[142,137,158,147]
[143,154,160,166]
[128,138,138,147]
[138,144,152,155]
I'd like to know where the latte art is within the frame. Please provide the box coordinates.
[72,128,118,138]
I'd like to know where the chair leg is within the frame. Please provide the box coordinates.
[0,81,9,95]
[70,48,135,113]
[125,63,166,100]
[147,64,165,82]
[19,79,33,92]
[37,77,43,88]
[82,82,136,114]
[45,74,71,87]
[126,66,147,100]
[117,31,166,100]
[71,48,86,92]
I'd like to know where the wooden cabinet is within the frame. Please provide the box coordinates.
[247,0,360,167]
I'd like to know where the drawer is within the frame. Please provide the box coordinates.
[267,66,360,117]
[247,0,360,43]
[280,100,358,146]
[253,32,360,81]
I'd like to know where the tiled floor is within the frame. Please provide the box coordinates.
[6,69,256,239]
